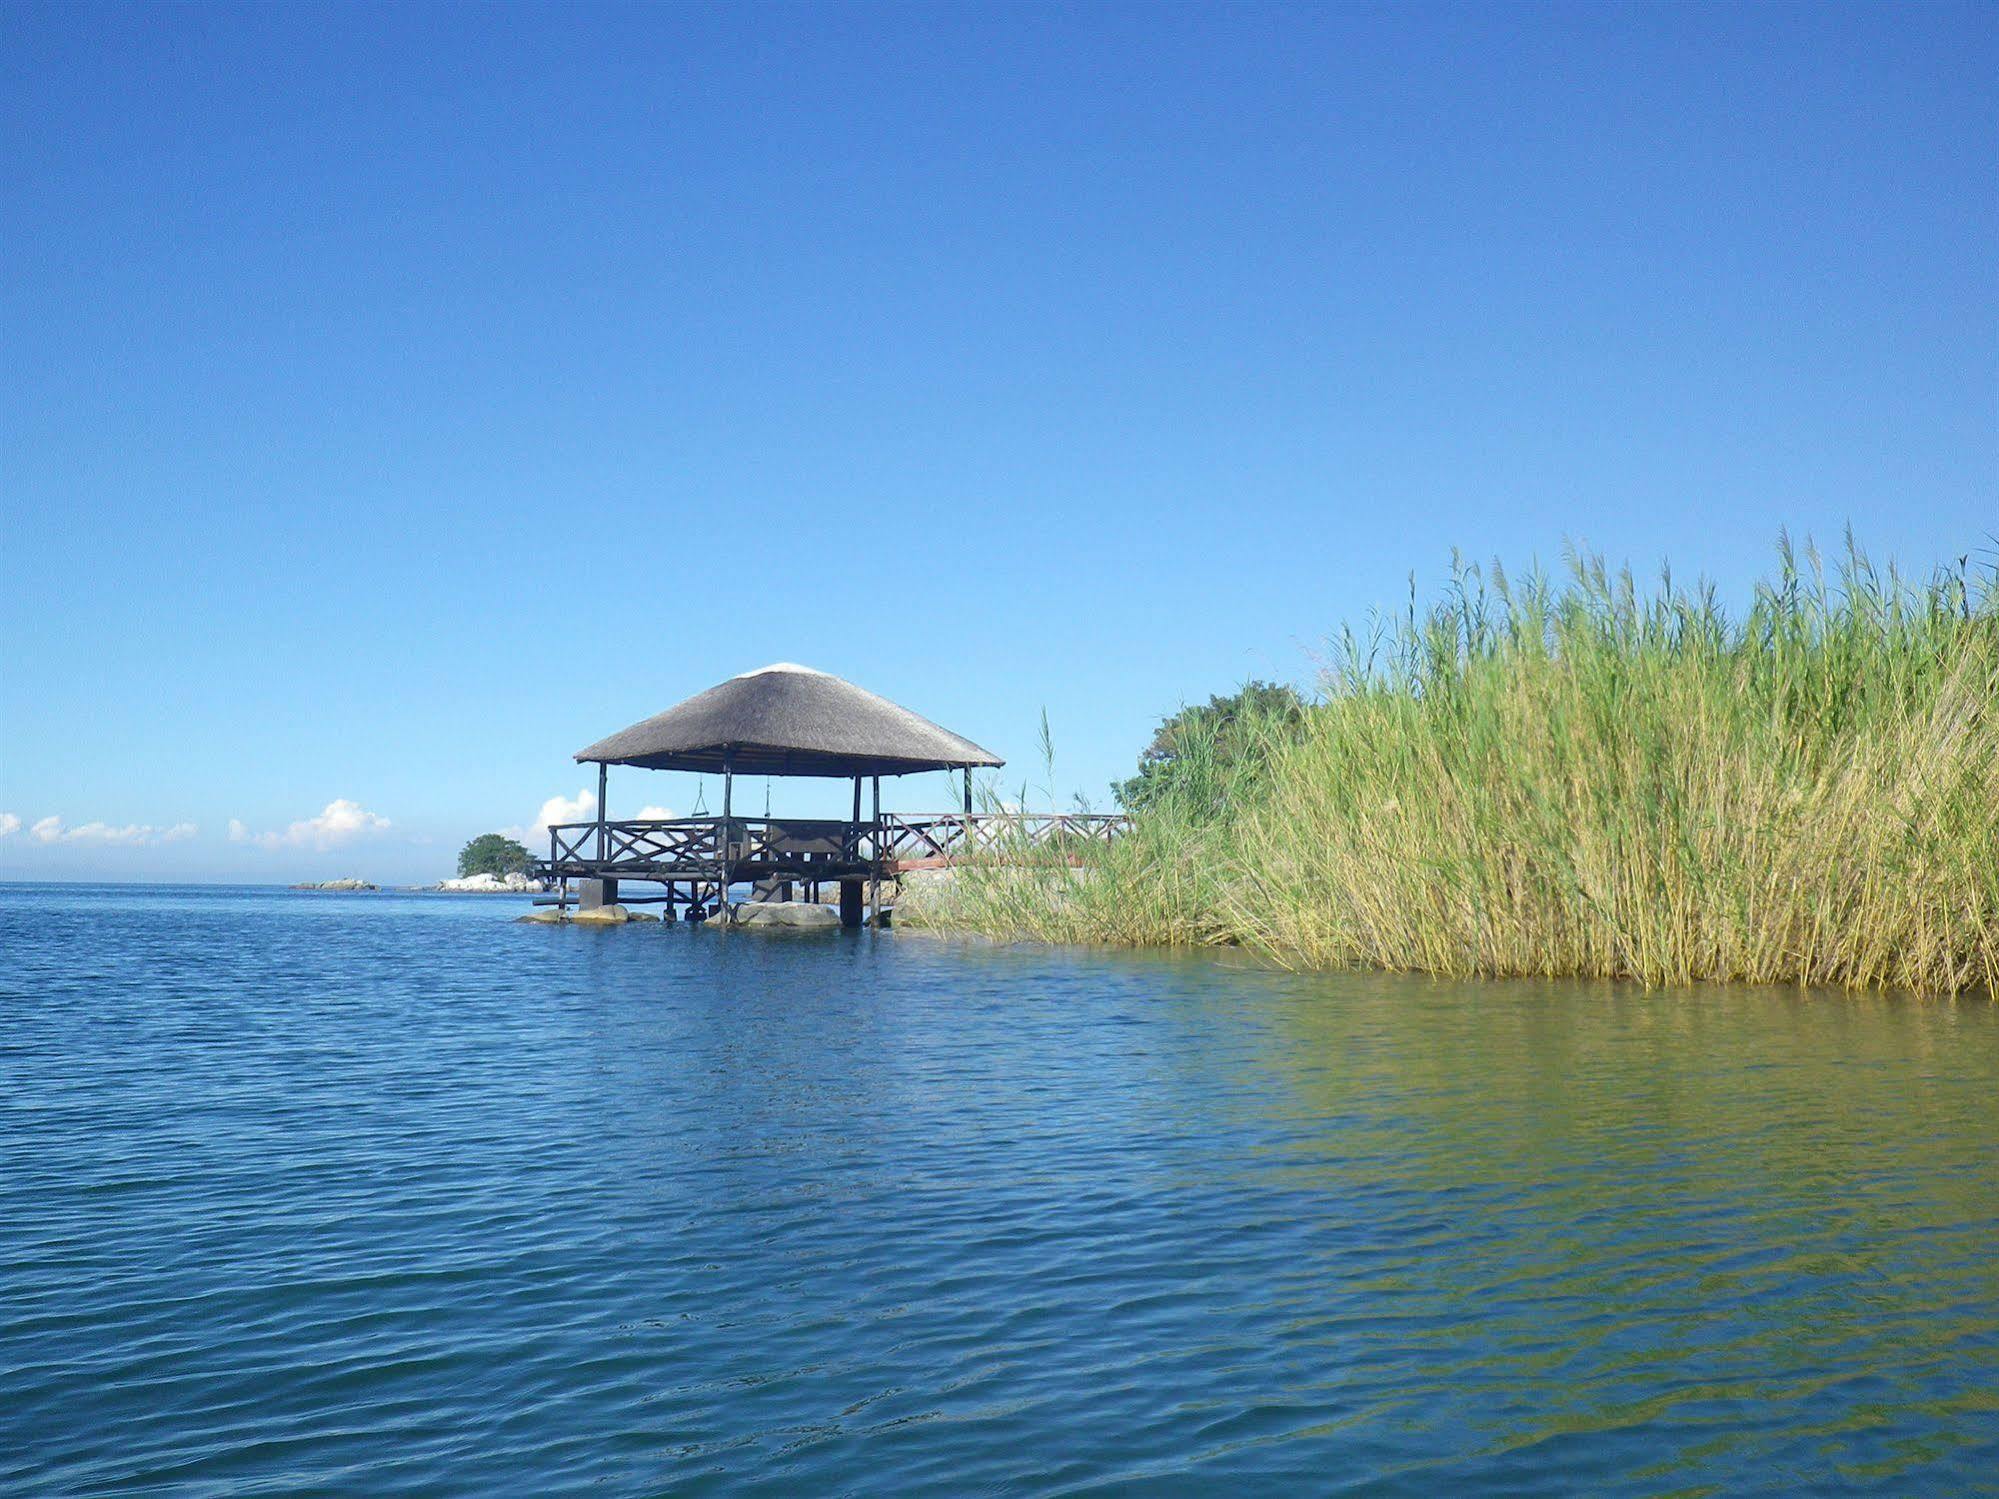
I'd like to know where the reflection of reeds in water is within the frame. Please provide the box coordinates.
[904,537,1999,995]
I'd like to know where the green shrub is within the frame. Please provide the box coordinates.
[457,832,534,879]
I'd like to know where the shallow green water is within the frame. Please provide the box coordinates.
[2,884,1995,1493]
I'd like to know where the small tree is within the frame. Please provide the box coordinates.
[457,833,534,878]
[1114,681,1307,818]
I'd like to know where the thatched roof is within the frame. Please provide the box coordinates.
[575,664,1005,778]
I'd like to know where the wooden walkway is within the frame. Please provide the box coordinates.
[530,811,1126,920]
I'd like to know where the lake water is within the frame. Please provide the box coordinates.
[3,884,1995,1495]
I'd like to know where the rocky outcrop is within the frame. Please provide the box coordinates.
[873,869,951,920]
[517,904,661,924]
[292,879,377,892]
[732,900,842,931]
[437,872,546,893]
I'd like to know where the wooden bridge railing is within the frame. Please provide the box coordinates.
[539,812,1128,878]
[878,812,1126,868]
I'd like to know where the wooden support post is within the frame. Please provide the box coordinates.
[963,767,973,814]
[868,774,881,929]
[719,759,734,923]
[596,761,608,861]
[839,878,864,929]
[849,775,863,872]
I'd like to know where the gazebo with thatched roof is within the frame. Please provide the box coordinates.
[576,662,1002,782]
[542,663,1006,926]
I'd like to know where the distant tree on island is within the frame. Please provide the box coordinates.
[1114,680,1307,817]
[457,833,534,878]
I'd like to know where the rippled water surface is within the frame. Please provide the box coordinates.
[3,884,1996,1495]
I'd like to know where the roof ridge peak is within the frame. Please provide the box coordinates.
[733,661,829,678]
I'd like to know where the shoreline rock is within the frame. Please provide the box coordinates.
[291,878,377,892]
[434,871,547,894]
[733,900,842,931]
[517,904,664,925]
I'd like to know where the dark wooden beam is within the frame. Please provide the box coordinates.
[868,774,881,929]
[596,761,609,861]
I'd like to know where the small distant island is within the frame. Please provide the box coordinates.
[425,835,543,891]
[436,871,545,893]
[287,836,548,895]
[437,834,546,893]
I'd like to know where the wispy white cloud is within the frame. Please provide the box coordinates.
[230,799,391,851]
[0,813,19,838]
[22,816,198,847]
[636,804,674,820]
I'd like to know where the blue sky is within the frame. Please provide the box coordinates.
[2,1,1993,883]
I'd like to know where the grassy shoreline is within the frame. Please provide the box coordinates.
[902,540,1999,996]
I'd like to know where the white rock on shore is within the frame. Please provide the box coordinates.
[436,872,546,893]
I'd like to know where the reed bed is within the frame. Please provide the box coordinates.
[902,539,1999,995]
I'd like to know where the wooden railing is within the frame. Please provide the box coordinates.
[539,812,1127,878]
[545,816,863,871]
[878,812,1126,868]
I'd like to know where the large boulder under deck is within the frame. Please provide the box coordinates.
[732,900,842,931]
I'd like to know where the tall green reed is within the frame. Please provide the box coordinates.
[906,538,1998,995]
